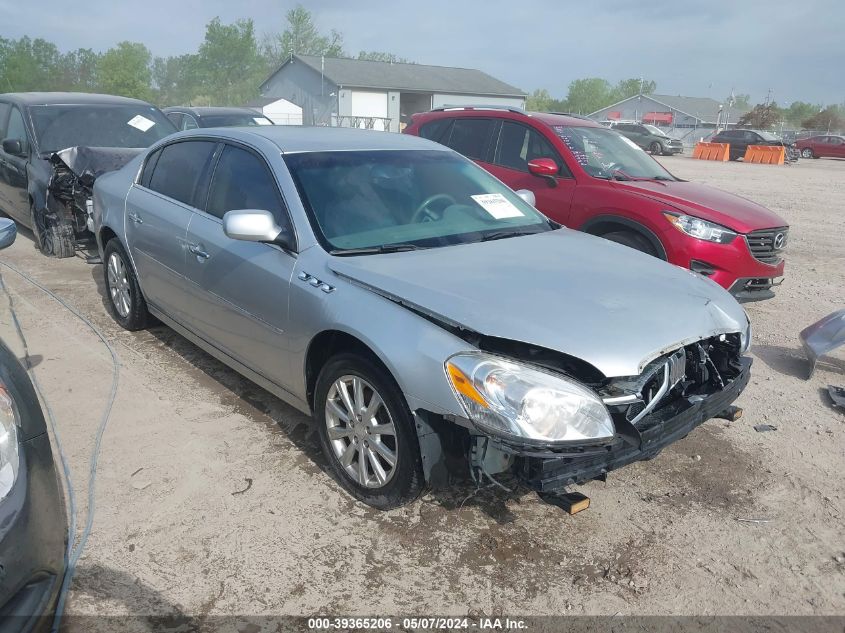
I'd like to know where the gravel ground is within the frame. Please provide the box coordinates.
[0,154,843,626]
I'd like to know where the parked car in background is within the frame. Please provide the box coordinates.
[609,122,684,155]
[0,218,66,630]
[794,134,845,159]
[405,106,789,302]
[162,106,275,130]
[710,128,793,161]
[0,92,176,257]
[93,127,752,509]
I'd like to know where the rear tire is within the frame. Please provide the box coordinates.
[602,230,659,258]
[103,239,150,331]
[31,203,75,258]
[314,353,424,509]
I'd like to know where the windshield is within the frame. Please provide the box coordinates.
[756,130,780,142]
[553,126,675,181]
[202,114,274,127]
[30,104,176,154]
[285,150,551,252]
[643,124,665,136]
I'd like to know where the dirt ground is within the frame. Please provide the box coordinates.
[0,154,843,625]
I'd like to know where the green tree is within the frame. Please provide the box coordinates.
[356,51,410,63]
[737,102,783,129]
[97,41,153,100]
[152,53,200,106]
[565,78,614,114]
[612,78,656,101]
[785,101,820,127]
[802,106,844,132]
[196,18,263,105]
[526,88,554,112]
[0,37,63,92]
[269,4,344,62]
[728,93,751,109]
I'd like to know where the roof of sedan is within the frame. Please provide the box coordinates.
[163,106,265,117]
[180,126,448,153]
[0,92,154,106]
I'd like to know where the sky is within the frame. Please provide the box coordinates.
[2,0,843,105]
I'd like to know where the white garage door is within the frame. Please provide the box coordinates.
[350,90,388,131]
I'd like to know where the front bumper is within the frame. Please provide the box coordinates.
[0,433,66,633]
[665,144,684,154]
[514,357,751,493]
[667,233,785,301]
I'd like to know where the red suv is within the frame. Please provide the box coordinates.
[404,107,788,302]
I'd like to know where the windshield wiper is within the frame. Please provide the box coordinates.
[480,229,544,242]
[329,243,426,256]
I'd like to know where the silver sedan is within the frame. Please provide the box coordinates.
[93,127,752,508]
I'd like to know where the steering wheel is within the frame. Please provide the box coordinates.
[411,194,456,223]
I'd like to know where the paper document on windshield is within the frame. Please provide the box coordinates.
[471,193,525,219]
[127,115,155,132]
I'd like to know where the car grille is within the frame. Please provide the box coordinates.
[745,227,788,264]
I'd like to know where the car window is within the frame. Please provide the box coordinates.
[147,140,216,207]
[635,126,649,134]
[165,112,183,129]
[0,103,10,138]
[182,115,199,130]
[285,149,550,252]
[445,118,494,161]
[418,118,451,142]
[140,147,162,188]
[495,121,570,176]
[206,145,286,223]
[616,124,633,132]
[6,107,27,143]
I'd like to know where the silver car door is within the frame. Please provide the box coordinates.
[181,143,295,389]
[124,140,217,322]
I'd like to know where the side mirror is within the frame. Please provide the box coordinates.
[515,189,536,207]
[0,218,17,250]
[2,138,27,157]
[222,209,293,250]
[527,158,559,187]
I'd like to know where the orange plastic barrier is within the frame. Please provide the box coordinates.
[743,145,785,165]
[692,142,730,161]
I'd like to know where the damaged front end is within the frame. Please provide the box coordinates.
[437,333,750,493]
[46,146,141,253]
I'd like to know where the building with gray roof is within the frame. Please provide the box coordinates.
[260,54,526,132]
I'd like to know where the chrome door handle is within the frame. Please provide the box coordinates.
[188,244,209,259]
[128,211,143,224]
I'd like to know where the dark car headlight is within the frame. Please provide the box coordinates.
[0,379,20,502]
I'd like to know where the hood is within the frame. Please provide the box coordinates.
[611,180,787,233]
[49,146,144,183]
[329,230,748,378]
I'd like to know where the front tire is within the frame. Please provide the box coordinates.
[103,239,150,331]
[315,353,424,509]
[801,148,813,159]
[649,142,663,155]
[602,230,659,258]
[31,203,75,258]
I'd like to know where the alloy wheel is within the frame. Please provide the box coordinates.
[107,252,132,318]
[801,148,813,158]
[324,375,398,488]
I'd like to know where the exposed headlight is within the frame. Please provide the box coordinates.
[741,317,752,353]
[0,380,20,502]
[445,353,614,443]
[664,212,737,244]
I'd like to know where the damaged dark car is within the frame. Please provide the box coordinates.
[94,127,752,509]
[0,93,176,258]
